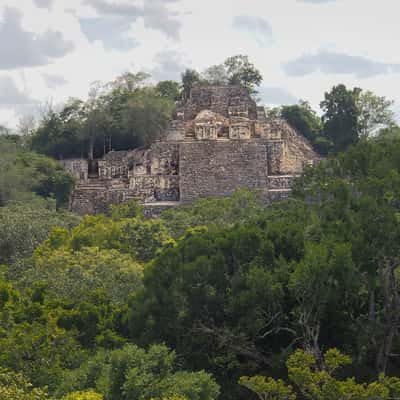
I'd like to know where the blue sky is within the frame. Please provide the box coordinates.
[0,0,399,128]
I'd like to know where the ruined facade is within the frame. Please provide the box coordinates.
[62,86,320,216]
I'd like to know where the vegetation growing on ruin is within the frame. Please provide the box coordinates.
[1,123,400,398]
[0,55,399,399]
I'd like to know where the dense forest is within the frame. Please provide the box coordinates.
[1,56,400,399]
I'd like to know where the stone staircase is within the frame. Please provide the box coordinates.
[185,124,196,139]
[75,178,110,190]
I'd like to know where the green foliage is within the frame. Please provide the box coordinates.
[288,241,358,355]
[192,55,263,95]
[161,189,266,238]
[280,101,322,143]
[2,100,400,400]
[125,208,310,396]
[0,203,80,266]
[272,87,394,155]
[156,80,181,101]
[286,348,400,400]
[279,101,329,155]
[239,375,295,400]
[59,344,219,400]
[109,199,143,220]
[356,90,395,138]
[378,124,400,141]
[62,391,103,400]
[0,368,50,400]
[224,55,263,94]
[0,135,75,208]
[320,84,360,153]
[0,278,85,392]
[181,69,201,101]
[30,76,175,159]
[111,72,150,92]
[37,211,172,263]
[23,247,143,305]
[201,64,229,86]
[242,349,400,400]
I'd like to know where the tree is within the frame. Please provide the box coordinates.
[30,98,84,159]
[59,344,220,400]
[356,90,395,138]
[62,391,103,400]
[110,72,150,92]
[0,368,50,400]
[288,241,358,360]
[0,135,75,209]
[81,82,109,160]
[279,101,330,154]
[156,80,181,101]
[30,73,175,159]
[240,349,400,400]
[201,65,229,86]
[36,210,172,263]
[181,69,201,101]
[161,189,266,238]
[239,376,295,400]
[224,55,263,94]
[320,84,360,153]
[125,214,308,397]
[294,135,400,374]
[17,115,36,138]
[24,246,143,305]
[121,87,175,146]
[0,292,84,391]
[378,124,400,140]
[0,203,79,267]
[280,101,321,141]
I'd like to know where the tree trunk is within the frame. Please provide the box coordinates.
[88,136,94,161]
[368,289,375,324]
[376,258,400,373]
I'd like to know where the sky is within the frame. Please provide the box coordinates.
[0,0,400,129]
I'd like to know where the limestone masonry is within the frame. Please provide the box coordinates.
[61,86,320,216]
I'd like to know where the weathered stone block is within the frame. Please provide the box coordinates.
[179,140,268,204]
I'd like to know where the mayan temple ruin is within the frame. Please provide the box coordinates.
[61,85,320,216]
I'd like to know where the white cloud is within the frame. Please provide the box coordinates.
[42,73,68,88]
[283,50,400,78]
[259,86,298,106]
[0,0,400,128]
[0,7,74,69]
[233,15,274,47]
[298,0,336,3]
[0,75,39,125]
[33,0,54,8]
[0,75,35,106]
[150,50,188,81]
[84,0,182,40]
[79,16,138,50]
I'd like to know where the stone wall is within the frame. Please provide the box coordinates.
[71,185,128,215]
[98,151,132,179]
[129,176,179,202]
[143,203,179,218]
[266,141,283,175]
[164,120,185,141]
[267,175,296,190]
[179,140,268,203]
[147,142,179,175]
[268,189,291,202]
[183,86,258,121]
[273,119,320,174]
[60,159,88,181]
[65,86,321,216]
